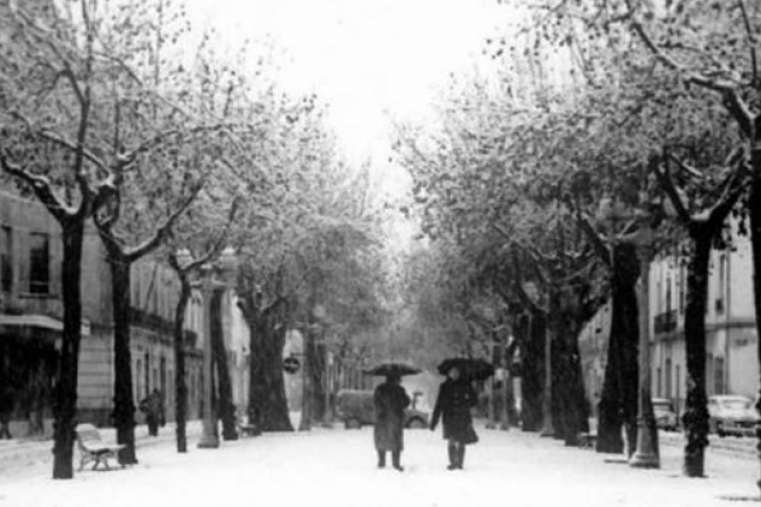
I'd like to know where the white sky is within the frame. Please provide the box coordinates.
[184,0,514,175]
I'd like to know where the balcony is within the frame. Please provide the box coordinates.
[654,309,678,335]
[130,306,198,346]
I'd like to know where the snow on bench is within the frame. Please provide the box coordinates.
[75,423,126,471]
[237,418,259,438]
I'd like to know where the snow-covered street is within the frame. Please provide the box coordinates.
[2,423,760,507]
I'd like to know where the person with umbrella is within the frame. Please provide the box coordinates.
[366,363,417,471]
[430,359,491,470]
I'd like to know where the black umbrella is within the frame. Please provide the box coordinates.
[363,363,421,377]
[437,357,495,381]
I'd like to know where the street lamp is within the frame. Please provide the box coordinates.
[322,349,334,428]
[597,194,659,469]
[482,306,498,430]
[177,247,238,449]
[311,305,335,428]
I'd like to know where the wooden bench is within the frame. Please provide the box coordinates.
[577,431,597,449]
[75,423,126,471]
[237,418,259,438]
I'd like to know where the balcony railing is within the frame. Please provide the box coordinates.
[130,306,198,346]
[654,309,678,334]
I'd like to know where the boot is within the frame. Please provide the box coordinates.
[377,450,386,468]
[457,445,466,469]
[447,444,458,470]
[392,451,404,472]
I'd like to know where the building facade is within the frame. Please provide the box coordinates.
[579,225,758,417]
[0,190,247,436]
[649,228,758,413]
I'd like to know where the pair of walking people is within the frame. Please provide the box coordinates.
[373,366,478,472]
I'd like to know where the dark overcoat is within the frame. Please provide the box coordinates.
[430,379,478,444]
[374,382,410,452]
[140,391,165,426]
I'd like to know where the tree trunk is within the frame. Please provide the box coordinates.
[299,329,312,431]
[548,302,562,440]
[597,242,640,455]
[107,249,138,465]
[241,294,293,433]
[52,221,85,479]
[258,315,293,431]
[173,278,190,453]
[519,311,545,432]
[750,148,761,488]
[682,227,712,477]
[246,319,264,435]
[555,316,590,446]
[210,289,238,440]
[307,331,326,423]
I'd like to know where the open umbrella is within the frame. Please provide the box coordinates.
[437,358,494,381]
[363,363,421,377]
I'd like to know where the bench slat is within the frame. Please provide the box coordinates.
[75,424,125,472]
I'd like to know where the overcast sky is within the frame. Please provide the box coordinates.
[184,0,516,166]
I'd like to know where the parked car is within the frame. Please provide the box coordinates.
[335,389,429,429]
[652,398,678,431]
[707,395,759,437]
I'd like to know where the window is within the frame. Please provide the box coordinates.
[29,232,50,294]
[160,356,166,396]
[675,365,682,415]
[135,359,143,403]
[656,279,663,314]
[665,359,672,399]
[1,226,12,292]
[656,367,662,397]
[717,255,727,315]
[679,264,686,314]
[131,264,141,308]
[144,352,150,398]
[665,276,672,313]
[714,357,725,395]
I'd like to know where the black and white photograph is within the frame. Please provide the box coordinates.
[1,0,761,505]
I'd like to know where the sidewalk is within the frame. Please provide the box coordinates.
[1,422,760,507]
[0,421,203,479]
[2,420,757,480]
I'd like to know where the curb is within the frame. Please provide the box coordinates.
[660,431,757,458]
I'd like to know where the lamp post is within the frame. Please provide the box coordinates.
[299,304,327,431]
[629,224,659,468]
[178,247,238,449]
[597,195,660,469]
[311,305,334,428]
[322,349,334,428]
[495,358,509,431]
[483,307,497,430]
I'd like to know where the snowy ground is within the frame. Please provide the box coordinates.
[1,422,760,507]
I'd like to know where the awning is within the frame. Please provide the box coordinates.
[0,314,91,337]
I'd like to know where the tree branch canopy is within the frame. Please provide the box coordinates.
[0,149,76,222]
